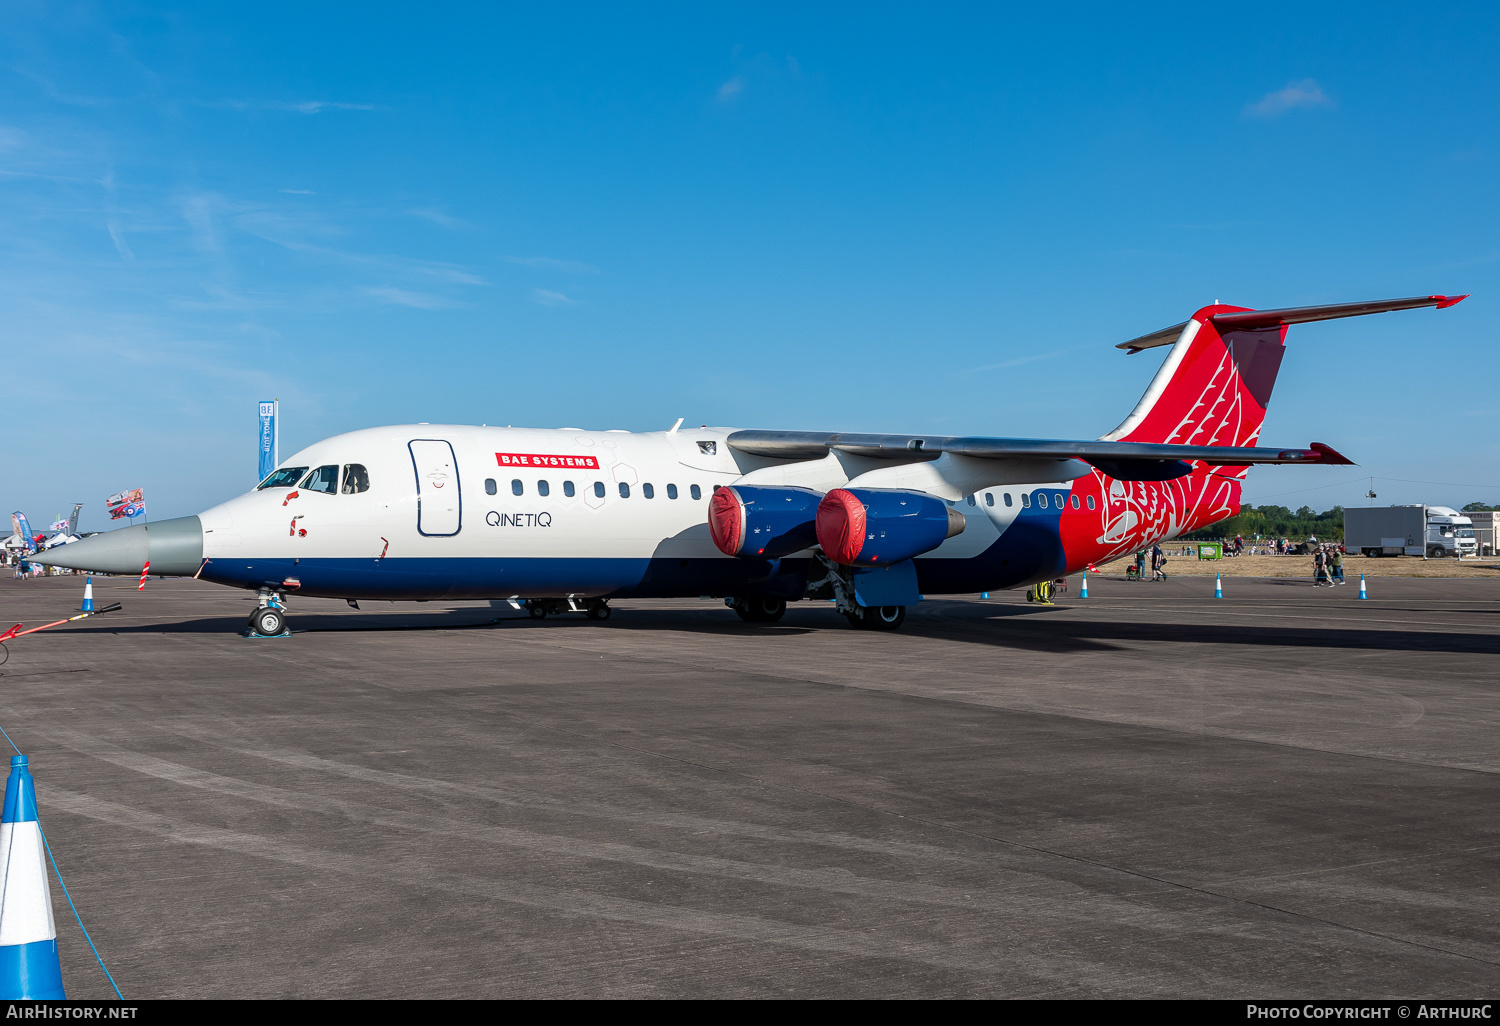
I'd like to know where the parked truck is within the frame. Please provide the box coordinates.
[1344,505,1478,558]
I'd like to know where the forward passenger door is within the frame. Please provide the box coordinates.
[409,439,462,536]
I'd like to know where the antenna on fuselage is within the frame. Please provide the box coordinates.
[669,418,684,434]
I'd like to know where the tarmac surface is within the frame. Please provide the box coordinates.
[0,572,1497,998]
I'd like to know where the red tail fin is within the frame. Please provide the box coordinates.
[1103,305,1284,448]
[1104,294,1468,448]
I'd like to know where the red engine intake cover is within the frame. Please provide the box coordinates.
[708,486,744,556]
[816,489,867,565]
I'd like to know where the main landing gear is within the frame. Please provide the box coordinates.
[844,604,906,631]
[246,588,291,638]
[524,598,611,621]
[727,597,786,623]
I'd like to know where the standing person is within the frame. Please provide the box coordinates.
[1135,549,1147,581]
[1330,545,1345,585]
[1152,544,1167,581]
[1313,547,1329,587]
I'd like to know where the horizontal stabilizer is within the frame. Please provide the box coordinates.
[1117,294,1468,353]
[726,430,1354,468]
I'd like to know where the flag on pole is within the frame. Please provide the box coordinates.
[10,514,34,553]
[107,489,144,520]
[258,400,279,483]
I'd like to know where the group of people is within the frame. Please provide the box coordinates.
[1131,545,1169,581]
[1312,544,1345,586]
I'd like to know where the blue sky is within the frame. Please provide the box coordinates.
[4,3,1498,530]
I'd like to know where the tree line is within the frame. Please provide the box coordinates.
[1182,501,1497,541]
[1184,504,1345,541]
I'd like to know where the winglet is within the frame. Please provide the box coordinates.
[1309,442,1356,466]
[1435,294,1469,310]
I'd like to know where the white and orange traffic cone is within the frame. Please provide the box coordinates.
[0,755,65,999]
[80,576,93,613]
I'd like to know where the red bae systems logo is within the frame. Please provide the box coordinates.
[496,452,601,470]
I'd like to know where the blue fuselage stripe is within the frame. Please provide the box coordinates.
[203,503,1068,599]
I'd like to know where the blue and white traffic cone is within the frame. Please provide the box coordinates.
[980,592,989,600]
[1359,574,1368,599]
[1214,573,1223,599]
[80,576,93,613]
[0,755,65,999]
[1079,573,1088,598]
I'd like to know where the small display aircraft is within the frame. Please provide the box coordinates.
[35,295,1466,634]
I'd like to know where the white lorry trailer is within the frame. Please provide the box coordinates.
[1344,505,1478,558]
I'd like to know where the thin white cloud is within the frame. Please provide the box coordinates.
[365,286,458,309]
[961,342,1094,375]
[180,194,224,256]
[718,77,745,101]
[210,99,376,114]
[406,208,468,230]
[1244,79,1334,119]
[531,288,577,306]
[416,266,486,285]
[281,189,314,195]
[107,220,135,261]
[506,255,600,274]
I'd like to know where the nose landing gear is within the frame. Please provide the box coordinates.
[246,588,292,639]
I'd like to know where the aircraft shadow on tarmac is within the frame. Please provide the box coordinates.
[49,604,1500,655]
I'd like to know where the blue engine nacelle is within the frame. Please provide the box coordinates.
[816,487,965,566]
[709,485,823,559]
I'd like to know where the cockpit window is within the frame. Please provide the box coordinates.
[257,467,308,490]
[302,465,339,494]
[342,464,370,494]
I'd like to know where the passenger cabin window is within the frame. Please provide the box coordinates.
[564,481,575,497]
[1070,495,1080,510]
[1004,493,1013,507]
[967,495,976,506]
[594,482,606,498]
[667,484,678,499]
[690,485,701,500]
[538,480,550,497]
[485,478,497,496]
[985,493,994,507]
[1086,495,1096,510]
[258,467,308,489]
[341,464,370,494]
[1038,492,1048,509]
[1054,493,1064,507]
[1021,493,1031,509]
[512,479,524,496]
[643,483,654,499]
[619,482,631,498]
[302,465,339,494]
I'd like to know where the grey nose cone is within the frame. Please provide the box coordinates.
[31,516,203,577]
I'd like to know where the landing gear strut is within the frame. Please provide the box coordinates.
[807,553,908,632]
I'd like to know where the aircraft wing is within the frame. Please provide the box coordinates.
[725,431,1354,481]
